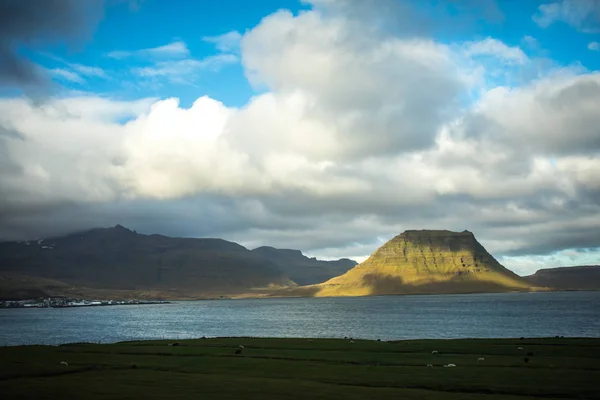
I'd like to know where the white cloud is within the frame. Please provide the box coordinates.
[107,41,190,59]
[463,37,529,65]
[241,10,465,158]
[42,54,109,84]
[132,54,238,83]
[106,40,234,85]
[465,72,600,155]
[70,63,108,79]
[533,0,600,32]
[522,35,540,50]
[500,248,600,276]
[203,31,242,53]
[49,68,85,84]
[589,41,600,51]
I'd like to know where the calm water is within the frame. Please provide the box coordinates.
[1,291,599,346]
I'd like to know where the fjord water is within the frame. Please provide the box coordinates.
[1,291,599,346]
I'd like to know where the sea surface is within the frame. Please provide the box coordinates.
[1,291,599,346]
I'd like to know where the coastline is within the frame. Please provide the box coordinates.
[0,298,170,309]
[3,286,598,304]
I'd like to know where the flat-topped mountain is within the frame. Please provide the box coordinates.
[0,225,294,299]
[282,230,533,297]
[524,266,600,291]
[251,246,357,285]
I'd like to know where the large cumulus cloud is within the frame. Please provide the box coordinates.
[240,9,465,158]
[0,1,599,275]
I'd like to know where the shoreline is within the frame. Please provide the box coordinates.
[3,288,599,305]
[0,299,171,309]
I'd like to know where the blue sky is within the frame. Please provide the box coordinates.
[1,0,600,275]
[29,0,600,108]
[30,0,310,107]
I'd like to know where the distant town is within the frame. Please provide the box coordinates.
[0,298,170,309]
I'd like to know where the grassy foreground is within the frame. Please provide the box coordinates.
[1,337,599,399]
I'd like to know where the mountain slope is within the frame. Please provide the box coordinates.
[0,225,294,298]
[251,246,357,285]
[281,230,533,297]
[524,266,600,291]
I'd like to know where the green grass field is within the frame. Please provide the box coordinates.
[1,337,599,399]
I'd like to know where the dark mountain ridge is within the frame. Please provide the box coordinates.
[0,225,292,297]
[524,265,600,291]
[251,246,357,285]
[0,225,356,299]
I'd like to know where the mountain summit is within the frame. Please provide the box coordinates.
[0,226,295,299]
[285,230,533,297]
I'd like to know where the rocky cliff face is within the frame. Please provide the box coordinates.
[355,229,519,277]
[285,230,533,297]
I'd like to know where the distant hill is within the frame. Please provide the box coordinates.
[524,266,600,291]
[251,246,357,285]
[0,274,70,301]
[0,225,294,299]
[279,230,534,297]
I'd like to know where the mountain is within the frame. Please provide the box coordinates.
[280,230,534,297]
[0,225,294,299]
[251,246,357,285]
[0,274,71,301]
[524,266,600,291]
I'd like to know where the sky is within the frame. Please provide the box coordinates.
[0,0,599,276]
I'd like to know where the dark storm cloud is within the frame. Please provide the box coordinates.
[0,194,301,243]
[0,0,104,87]
[0,182,598,269]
